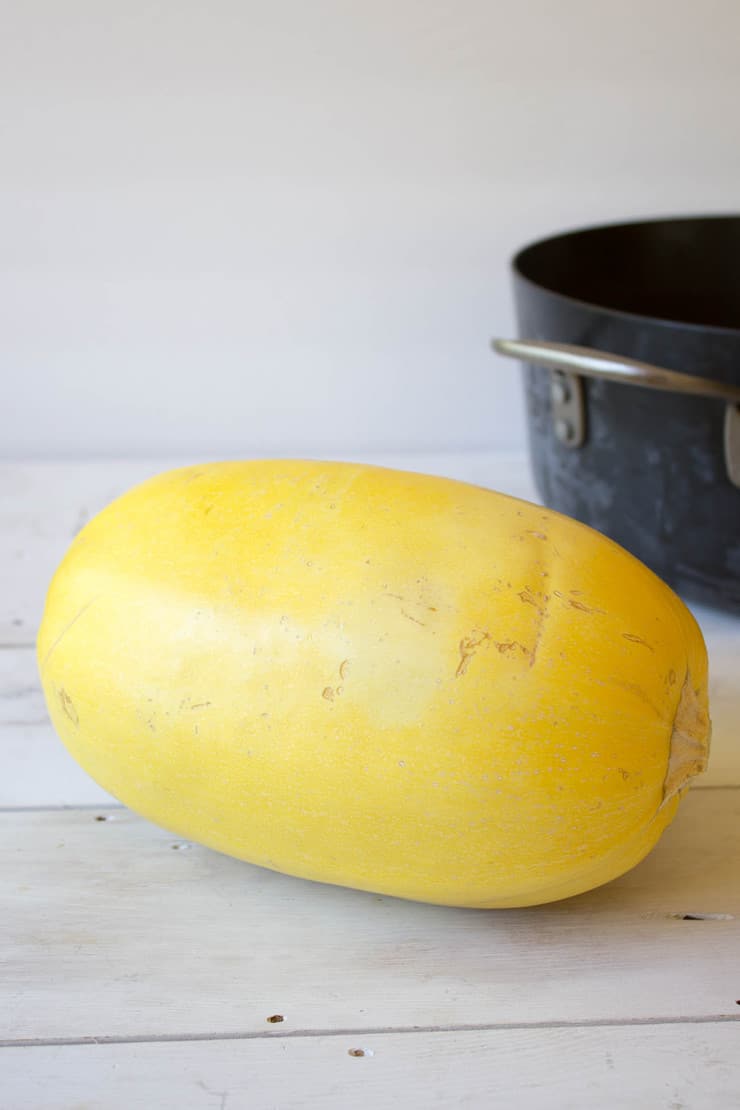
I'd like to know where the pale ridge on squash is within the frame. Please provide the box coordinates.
[662,670,711,806]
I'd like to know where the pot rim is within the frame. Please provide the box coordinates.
[512,213,740,340]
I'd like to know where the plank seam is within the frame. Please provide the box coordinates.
[2,1014,740,1049]
[0,803,126,813]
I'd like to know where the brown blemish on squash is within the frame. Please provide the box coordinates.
[339,659,350,681]
[622,633,654,652]
[58,688,79,727]
[569,598,601,614]
[490,639,533,663]
[553,590,604,615]
[384,590,439,627]
[518,587,542,611]
[322,687,335,701]
[456,630,491,677]
[607,678,663,718]
[401,608,426,626]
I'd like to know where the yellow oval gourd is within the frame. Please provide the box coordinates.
[37,460,710,908]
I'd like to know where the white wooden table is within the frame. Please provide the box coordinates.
[3,453,740,1109]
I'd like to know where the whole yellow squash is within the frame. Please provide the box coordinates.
[38,460,710,907]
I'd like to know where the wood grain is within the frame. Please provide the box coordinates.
[3,455,740,1107]
[3,791,740,1043]
[3,1021,740,1110]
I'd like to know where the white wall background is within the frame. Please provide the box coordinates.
[3,0,740,459]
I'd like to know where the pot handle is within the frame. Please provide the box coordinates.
[492,337,740,488]
[492,338,740,404]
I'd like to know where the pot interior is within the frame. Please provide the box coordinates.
[515,216,740,331]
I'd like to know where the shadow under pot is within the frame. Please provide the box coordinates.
[493,215,740,613]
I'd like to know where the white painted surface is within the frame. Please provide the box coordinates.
[5,1024,740,1110]
[2,453,740,1106]
[4,2,740,458]
[3,792,740,1043]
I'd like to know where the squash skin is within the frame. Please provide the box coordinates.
[37,460,710,907]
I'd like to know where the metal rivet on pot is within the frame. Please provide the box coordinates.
[555,419,574,443]
[551,377,570,405]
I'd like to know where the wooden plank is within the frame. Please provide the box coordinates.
[3,791,739,1042]
[0,645,47,725]
[0,723,116,807]
[1,453,533,643]
[0,649,116,805]
[3,1021,740,1110]
[699,607,740,788]
[1,460,161,646]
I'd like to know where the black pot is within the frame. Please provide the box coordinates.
[494,215,740,613]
